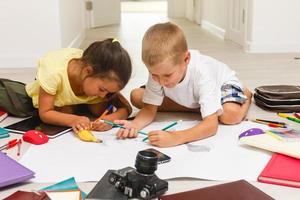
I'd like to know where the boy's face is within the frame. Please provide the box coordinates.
[147,51,190,88]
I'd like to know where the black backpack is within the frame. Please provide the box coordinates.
[0,78,36,117]
[254,85,300,112]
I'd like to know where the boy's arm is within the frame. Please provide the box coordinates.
[38,87,91,132]
[148,113,218,147]
[115,103,158,138]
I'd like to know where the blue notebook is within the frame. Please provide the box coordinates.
[0,152,35,188]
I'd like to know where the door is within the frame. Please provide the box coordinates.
[226,0,246,46]
[86,0,120,28]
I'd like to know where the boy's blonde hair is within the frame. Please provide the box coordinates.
[142,22,188,66]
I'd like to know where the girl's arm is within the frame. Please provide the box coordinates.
[104,92,132,121]
[148,113,218,147]
[38,87,91,132]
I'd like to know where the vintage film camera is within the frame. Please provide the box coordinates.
[109,150,168,199]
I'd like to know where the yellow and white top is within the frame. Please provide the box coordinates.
[26,48,104,108]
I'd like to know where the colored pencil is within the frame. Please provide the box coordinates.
[294,113,300,119]
[94,104,113,123]
[278,113,300,124]
[255,118,286,126]
[249,119,286,128]
[265,131,283,141]
[99,119,148,136]
[143,121,179,142]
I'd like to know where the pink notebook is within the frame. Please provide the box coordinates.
[258,153,300,188]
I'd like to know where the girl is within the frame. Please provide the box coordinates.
[25,38,132,133]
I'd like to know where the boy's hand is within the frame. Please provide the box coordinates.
[114,120,138,139]
[91,121,113,132]
[72,116,91,134]
[148,130,180,147]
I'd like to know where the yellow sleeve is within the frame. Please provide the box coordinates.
[36,55,62,95]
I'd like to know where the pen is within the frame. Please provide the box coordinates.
[143,121,179,142]
[255,119,286,126]
[94,104,113,123]
[99,119,148,136]
[278,113,300,124]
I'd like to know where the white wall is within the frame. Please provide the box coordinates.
[202,0,226,29]
[246,0,300,52]
[167,0,186,18]
[59,0,86,48]
[0,0,86,68]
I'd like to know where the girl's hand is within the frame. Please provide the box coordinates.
[148,130,180,147]
[114,120,138,139]
[91,121,113,132]
[72,116,91,134]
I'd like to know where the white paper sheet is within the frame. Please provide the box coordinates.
[19,121,271,182]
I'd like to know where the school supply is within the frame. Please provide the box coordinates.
[247,119,286,128]
[0,127,9,138]
[239,128,300,159]
[40,177,87,199]
[254,85,300,112]
[0,139,21,151]
[0,151,35,188]
[94,104,113,123]
[294,113,300,119]
[86,170,127,200]
[253,118,286,126]
[0,78,36,117]
[278,113,300,124]
[45,190,82,200]
[159,179,274,200]
[99,119,148,136]
[4,116,71,138]
[143,121,178,142]
[258,153,300,188]
[0,109,8,122]
[3,191,50,200]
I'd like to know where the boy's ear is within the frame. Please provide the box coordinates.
[183,51,191,65]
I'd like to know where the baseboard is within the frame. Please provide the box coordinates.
[245,41,300,53]
[67,29,86,48]
[201,20,225,40]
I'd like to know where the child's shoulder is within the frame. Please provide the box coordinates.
[41,48,83,59]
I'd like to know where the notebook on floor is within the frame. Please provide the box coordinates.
[4,116,71,138]
[0,152,35,188]
[258,153,300,188]
[159,180,274,200]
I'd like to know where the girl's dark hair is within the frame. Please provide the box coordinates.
[82,38,132,88]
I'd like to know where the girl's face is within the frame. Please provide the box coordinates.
[82,77,120,97]
[148,52,190,88]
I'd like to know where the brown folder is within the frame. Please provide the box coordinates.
[159,180,274,200]
[3,191,50,200]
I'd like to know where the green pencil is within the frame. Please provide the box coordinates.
[99,119,148,136]
[142,121,179,142]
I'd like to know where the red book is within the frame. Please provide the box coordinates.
[258,153,300,188]
[0,110,8,122]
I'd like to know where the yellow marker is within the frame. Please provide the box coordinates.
[278,113,289,118]
[78,130,101,143]
[265,131,283,141]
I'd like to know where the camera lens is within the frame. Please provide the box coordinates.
[135,150,158,175]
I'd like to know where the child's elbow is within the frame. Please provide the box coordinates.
[210,124,218,136]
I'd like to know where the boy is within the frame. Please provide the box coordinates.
[115,22,252,147]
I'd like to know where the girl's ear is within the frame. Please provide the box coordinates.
[84,65,94,76]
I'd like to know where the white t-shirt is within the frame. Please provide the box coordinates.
[142,49,242,118]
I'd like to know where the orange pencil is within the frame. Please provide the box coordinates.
[94,104,113,123]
